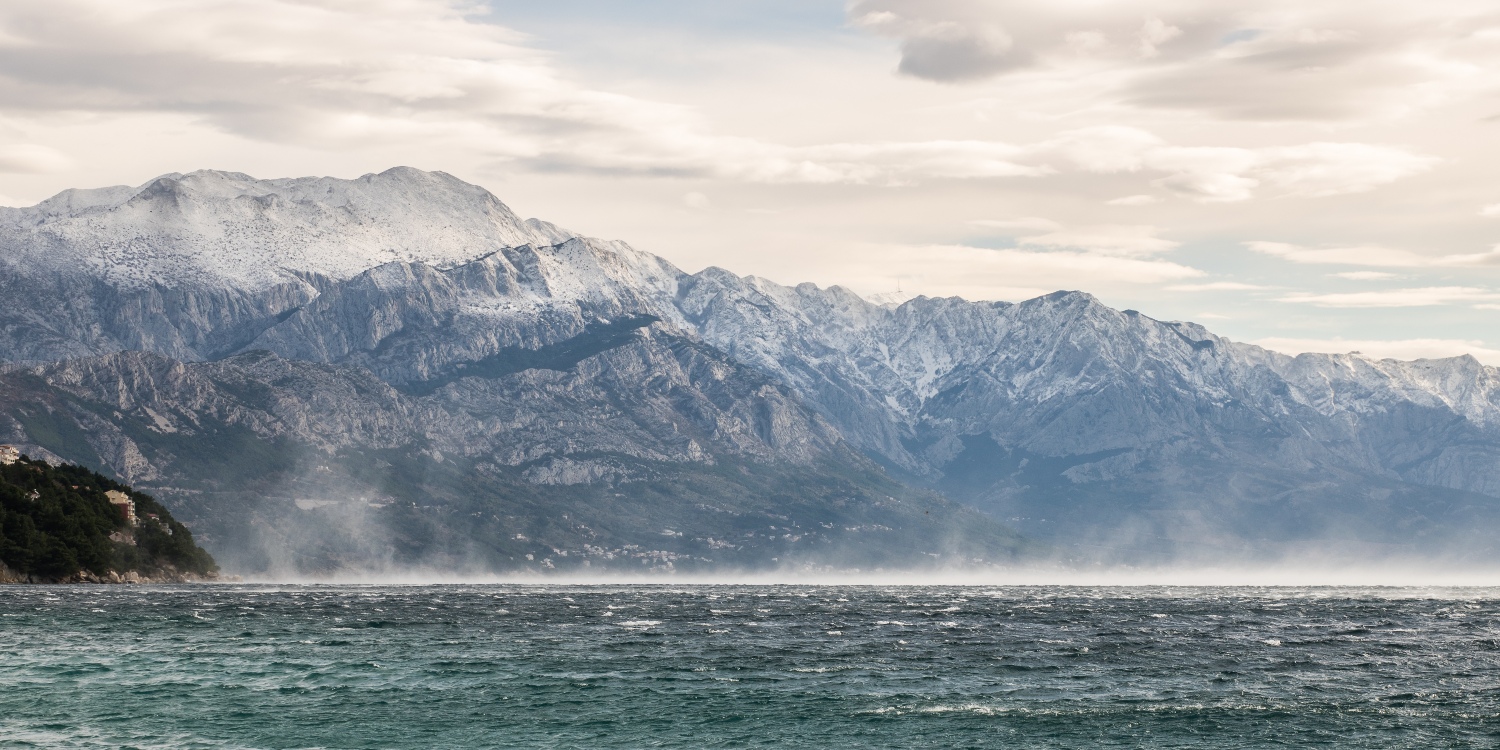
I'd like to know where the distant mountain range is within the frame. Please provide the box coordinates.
[2,167,1497,572]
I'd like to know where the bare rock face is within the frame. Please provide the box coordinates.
[0,339,1015,574]
[4,167,1500,565]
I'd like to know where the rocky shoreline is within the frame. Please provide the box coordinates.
[0,561,236,584]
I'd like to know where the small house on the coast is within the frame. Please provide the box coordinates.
[105,490,137,526]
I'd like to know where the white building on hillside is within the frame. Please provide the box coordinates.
[105,490,137,526]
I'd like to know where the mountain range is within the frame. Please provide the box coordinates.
[2,167,1498,572]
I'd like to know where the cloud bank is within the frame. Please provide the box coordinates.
[849,0,1500,121]
[0,0,1439,198]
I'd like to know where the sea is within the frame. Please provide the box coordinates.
[3,584,1499,749]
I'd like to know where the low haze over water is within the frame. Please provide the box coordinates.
[4,584,1499,748]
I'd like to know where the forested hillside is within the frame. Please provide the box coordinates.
[0,454,217,582]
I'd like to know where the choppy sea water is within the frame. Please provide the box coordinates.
[3,585,1500,748]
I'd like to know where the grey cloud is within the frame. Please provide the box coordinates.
[1127,68,1380,121]
[849,0,1219,82]
[1124,30,1424,120]
[895,22,1029,81]
[848,0,1500,122]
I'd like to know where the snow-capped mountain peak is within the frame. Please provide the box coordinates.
[0,167,560,290]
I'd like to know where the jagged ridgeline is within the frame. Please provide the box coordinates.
[0,453,217,582]
[6,167,1500,572]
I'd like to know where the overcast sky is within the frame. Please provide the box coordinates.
[2,0,1499,361]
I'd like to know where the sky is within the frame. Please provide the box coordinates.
[1,0,1499,362]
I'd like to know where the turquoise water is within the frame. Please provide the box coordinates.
[3,585,1499,748]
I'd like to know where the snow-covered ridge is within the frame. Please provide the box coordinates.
[0,166,566,290]
[679,270,1500,486]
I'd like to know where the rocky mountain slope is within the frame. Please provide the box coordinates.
[0,341,1023,574]
[680,276,1500,558]
[2,167,1498,566]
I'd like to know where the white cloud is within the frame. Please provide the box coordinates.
[824,241,1205,303]
[719,132,1432,192]
[968,217,1061,231]
[1036,128,1434,202]
[982,246,1201,282]
[1107,194,1159,206]
[1276,286,1500,307]
[1481,203,1500,217]
[0,144,71,173]
[932,244,1204,295]
[1138,17,1183,58]
[1017,225,1179,256]
[682,191,711,210]
[1248,241,1500,267]
[1333,271,1398,280]
[1248,241,1432,266]
[764,140,1044,184]
[1039,126,1166,173]
[1138,144,1262,201]
[869,222,1200,298]
[1251,143,1441,198]
[1167,282,1268,291]
[1439,248,1500,266]
[1253,337,1500,365]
